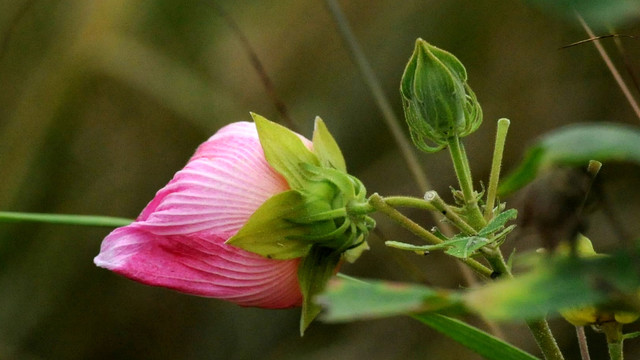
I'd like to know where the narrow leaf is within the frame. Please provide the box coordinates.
[500,123,640,195]
[413,313,539,360]
[252,113,319,189]
[0,211,133,227]
[312,117,347,171]
[318,278,461,322]
[478,209,518,237]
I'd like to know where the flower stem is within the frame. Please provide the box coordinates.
[447,136,485,229]
[368,193,492,279]
[602,322,624,360]
[0,211,133,227]
[526,319,565,360]
[576,326,592,360]
[481,244,565,360]
[383,196,437,211]
[484,118,510,220]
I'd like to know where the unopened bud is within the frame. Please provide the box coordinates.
[400,38,482,152]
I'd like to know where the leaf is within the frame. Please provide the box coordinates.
[312,117,347,172]
[525,0,640,28]
[499,123,640,195]
[478,209,518,237]
[298,246,342,335]
[318,277,537,360]
[464,250,640,321]
[413,313,539,360]
[227,190,316,260]
[318,278,462,322]
[252,113,319,190]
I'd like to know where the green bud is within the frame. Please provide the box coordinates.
[400,38,482,152]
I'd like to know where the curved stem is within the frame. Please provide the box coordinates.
[368,194,492,279]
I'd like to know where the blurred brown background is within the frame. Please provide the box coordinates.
[1,1,639,359]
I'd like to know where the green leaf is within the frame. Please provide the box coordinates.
[499,123,640,195]
[227,190,315,259]
[525,0,640,28]
[318,278,461,322]
[464,250,640,321]
[413,313,539,360]
[478,209,518,237]
[252,113,319,190]
[312,117,347,172]
[298,246,342,335]
[0,211,133,227]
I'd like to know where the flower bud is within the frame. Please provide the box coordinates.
[400,38,482,152]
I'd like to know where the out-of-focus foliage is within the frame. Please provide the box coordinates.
[499,123,640,195]
[0,0,639,359]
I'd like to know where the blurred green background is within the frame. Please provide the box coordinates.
[1,0,639,359]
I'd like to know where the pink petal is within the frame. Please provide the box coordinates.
[137,122,290,236]
[94,121,312,308]
[95,226,302,308]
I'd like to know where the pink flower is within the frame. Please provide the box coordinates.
[94,122,309,309]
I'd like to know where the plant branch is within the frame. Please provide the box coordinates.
[484,118,510,220]
[368,194,492,279]
[0,211,133,227]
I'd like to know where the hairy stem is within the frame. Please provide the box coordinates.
[484,118,510,220]
[368,194,492,279]
[447,136,485,229]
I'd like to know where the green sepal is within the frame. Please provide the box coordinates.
[312,117,347,172]
[252,113,319,190]
[298,246,342,335]
[227,190,324,259]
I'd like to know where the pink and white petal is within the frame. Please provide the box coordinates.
[137,123,289,237]
[94,226,302,308]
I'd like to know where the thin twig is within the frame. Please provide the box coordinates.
[559,34,634,49]
[576,326,592,360]
[576,13,640,122]
[210,2,298,131]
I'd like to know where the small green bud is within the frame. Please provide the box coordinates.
[400,38,482,152]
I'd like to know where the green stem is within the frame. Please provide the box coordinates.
[383,196,437,211]
[368,194,492,279]
[482,243,564,360]
[447,136,485,229]
[526,319,565,360]
[602,322,624,360]
[0,211,133,227]
[424,191,476,235]
[484,118,510,220]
